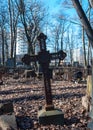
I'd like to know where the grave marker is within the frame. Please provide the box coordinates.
[22,33,66,125]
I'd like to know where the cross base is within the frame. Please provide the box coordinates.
[38,108,64,125]
[45,104,54,111]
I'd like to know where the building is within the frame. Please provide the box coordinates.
[16,28,28,55]
[73,47,84,65]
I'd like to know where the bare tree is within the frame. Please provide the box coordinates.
[0,6,8,65]
[16,0,46,55]
[87,0,92,66]
[53,24,60,52]
[61,0,93,66]
[8,0,19,67]
[58,18,69,50]
[82,27,87,67]
[71,0,93,47]
[65,27,75,65]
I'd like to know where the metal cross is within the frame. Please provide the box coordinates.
[22,33,66,110]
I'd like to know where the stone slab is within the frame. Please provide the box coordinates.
[86,75,92,97]
[38,108,64,125]
[82,95,90,111]
[0,113,17,130]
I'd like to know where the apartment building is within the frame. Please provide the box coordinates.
[16,28,28,55]
[72,47,84,65]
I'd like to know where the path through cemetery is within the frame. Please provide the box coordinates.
[0,77,90,130]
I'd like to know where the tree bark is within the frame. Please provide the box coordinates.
[89,0,93,7]
[71,0,93,47]
[1,29,5,66]
[82,27,87,67]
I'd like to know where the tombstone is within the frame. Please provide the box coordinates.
[0,102,17,129]
[73,71,83,82]
[0,72,3,85]
[73,61,79,67]
[0,58,1,66]
[23,69,37,78]
[6,58,15,68]
[87,65,93,130]
[6,58,15,74]
[82,66,92,111]
[22,33,66,125]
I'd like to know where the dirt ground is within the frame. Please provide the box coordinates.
[0,75,91,130]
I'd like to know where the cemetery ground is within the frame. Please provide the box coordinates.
[0,74,91,130]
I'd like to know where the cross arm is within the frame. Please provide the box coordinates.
[50,50,67,60]
[22,54,38,65]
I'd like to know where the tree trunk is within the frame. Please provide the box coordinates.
[8,0,14,58]
[60,33,63,50]
[71,0,93,47]
[89,0,93,7]
[87,0,91,66]
[87,41,91,65]
[82,27,87,67]
[1,29,5,66]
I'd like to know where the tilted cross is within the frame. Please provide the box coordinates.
[22,33,66,110]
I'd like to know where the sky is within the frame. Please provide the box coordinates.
[39,0,89,52]
[40,0,79,27]
[41,0,62,16]
[41,0,88,21]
